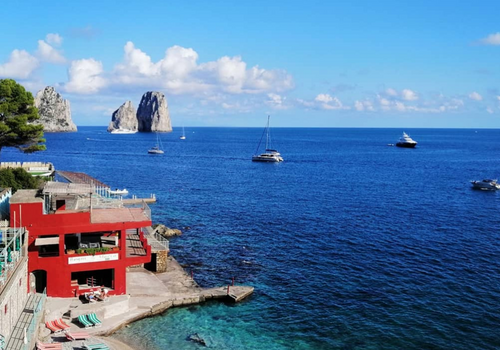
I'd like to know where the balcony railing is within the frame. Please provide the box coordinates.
[143,226,169,252]
[0,228,26,294]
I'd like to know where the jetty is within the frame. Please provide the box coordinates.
[56,170,157,203]
[42,256,253,339]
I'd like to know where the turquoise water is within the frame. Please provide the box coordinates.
[4,127,500,349]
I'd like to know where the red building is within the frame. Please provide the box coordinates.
[9,182,152,297]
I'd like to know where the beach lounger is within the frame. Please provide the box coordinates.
[87,313,102,327]
[82,343,109,350]
[36,341,63,350]
[54,318,70,331]
[45,320,63,333]
[78,314,93,328]
[65,331,90,341]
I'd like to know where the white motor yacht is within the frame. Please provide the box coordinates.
[396,132,417,148]
[471,179,500,190]
[110,128,137,134]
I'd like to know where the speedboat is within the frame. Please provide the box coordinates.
[396,132,417,148]
[107,188,129,195]
[471,179,500,190]
[252,149,283,162]
[110,128,137,134]
[252,116,283,162]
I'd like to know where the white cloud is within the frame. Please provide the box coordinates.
[266,93,288,109]
[469,91,483,101]
[297,93,347,110]
[64,58,106,94]
[479,32,500,46]
[36,40,66,64]
[402,89,418,101]
[45,33,63,46]
[112,41,293,96]
[315,93,333,103]
[496,96,500,101]
[487,107,494,114]
[385,88,398,97]
[0,49,39,79]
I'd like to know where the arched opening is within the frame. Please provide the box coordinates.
[32,270,47,293]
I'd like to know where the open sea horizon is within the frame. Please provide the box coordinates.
[3,126,500,350]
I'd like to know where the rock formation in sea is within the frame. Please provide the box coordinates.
[136,91,172,132]
[34,87,77,132]
[107,101,138,132]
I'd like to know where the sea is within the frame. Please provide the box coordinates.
[3,127,500,350]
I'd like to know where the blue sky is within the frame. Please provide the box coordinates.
[1,0,500,127]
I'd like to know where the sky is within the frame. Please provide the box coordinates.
[1,0,500,128]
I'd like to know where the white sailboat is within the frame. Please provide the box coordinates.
[148,132,164,154]
[180,126,186,140]
[252,115,283,162]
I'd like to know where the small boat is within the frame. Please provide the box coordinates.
[110,128,137,134]
[180,126,186,140]
[148,133,164,154]
[107,188,129,195]
[396,132,417,148]
[252,115,283,162]
[471,179,500,190]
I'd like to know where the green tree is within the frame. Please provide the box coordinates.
[0,168,42,193]
[0,79,45,154]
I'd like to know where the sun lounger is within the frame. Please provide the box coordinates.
[82,343,109,350]
[65,331,90,341]
[54,318,70,331]
[36,341,63,350]
[45,320,64,333]
[87,313,102,327]
[78,314,93,328]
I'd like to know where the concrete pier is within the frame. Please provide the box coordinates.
[42,256,254,340]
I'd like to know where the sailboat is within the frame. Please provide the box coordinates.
[252,115,283,162]
[180,126,186,140]
[148,132,164,154]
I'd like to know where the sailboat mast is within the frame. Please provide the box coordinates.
[265,115,270,150]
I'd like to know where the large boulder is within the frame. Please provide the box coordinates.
[34,87,77,132]
[107,101,138,132]
[136,91,172,132]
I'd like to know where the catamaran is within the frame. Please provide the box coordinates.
[252,115,283,162]
[148,132,164,154]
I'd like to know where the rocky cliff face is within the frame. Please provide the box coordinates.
[136,91,172,132]
[34,87,77,132]
[107,101,138,132]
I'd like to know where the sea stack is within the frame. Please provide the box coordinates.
[136,91,172,132]
[34,87,77,132]
[107,101,138,132]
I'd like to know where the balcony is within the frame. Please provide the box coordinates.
[0,228,27,294]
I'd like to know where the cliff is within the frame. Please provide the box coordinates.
[34,87,77,132]
[136,91,172,132]
[107,101,138,132]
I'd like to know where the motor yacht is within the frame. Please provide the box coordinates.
[396,132,417,148]
[471,179,500,190]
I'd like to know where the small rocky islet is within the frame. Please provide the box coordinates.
[108,91,172,133]
[33,87,172,133]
